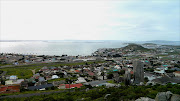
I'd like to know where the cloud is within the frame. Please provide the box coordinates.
[0,0,179,41]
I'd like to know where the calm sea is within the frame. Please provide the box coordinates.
[0,40,179,56]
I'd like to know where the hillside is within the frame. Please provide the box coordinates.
[122,44,152,52]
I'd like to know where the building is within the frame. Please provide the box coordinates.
[5,80,13,85]
[0,85,20,94]
[52,75,59,79]
[84,80,107,87]
[58,83,83,89]
[75,77,87,83]
[9,75,18,80]
[173,71,180,77]
[27,84,53,90]
[133,60,144,84]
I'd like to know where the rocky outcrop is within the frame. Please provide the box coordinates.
[170,94,180,101]
[155,91,180,101]
[155,91,172,101]
[136,91,180,101]
[136,97,155,101]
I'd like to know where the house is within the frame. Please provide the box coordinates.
[113,69,118,72]
[70,69,75,72]
[114,65,121,69]
[84,80,107,87]
[27,84,53,90]
[52,80,66,87]
[98,76,107,80]
[13,79,24,85]
[27,77,36,83]
[75,70,80,73]
[144,73,157,81]
[38,77,45,82]
[88,71,95,76]
[154,68,165,74]
[21,81,28,89]
[33,74,40,80]
[52,75,59,79]
[104,83,116,87]
[170,67,180,71]
[58,83,83,89]
[5,76,10,80]
[173,71,180,77]
[9,75,18,80]
[33,73,40,78]
[75,77,87,83]
[5,80,13,85]
[0,85,20,94]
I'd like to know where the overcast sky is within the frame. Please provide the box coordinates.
[0,0,180,41]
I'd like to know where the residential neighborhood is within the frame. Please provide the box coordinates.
[0,43,180,100]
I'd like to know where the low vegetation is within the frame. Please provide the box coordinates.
[1,84,180,101]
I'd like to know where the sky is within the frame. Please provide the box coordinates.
[0,0,180,41]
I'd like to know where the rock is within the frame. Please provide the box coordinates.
[137,91,180,101]
[136,97,155,101]
[170,94,180,101]
[155,91,173,101]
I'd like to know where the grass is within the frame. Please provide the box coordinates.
[0,68,33,79]
[107,80,116,84]
[0,64,10,66]
[166,51,180,55]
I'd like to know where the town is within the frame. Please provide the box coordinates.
[0,43,180,100]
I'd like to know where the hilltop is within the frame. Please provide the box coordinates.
[142,43,157,45]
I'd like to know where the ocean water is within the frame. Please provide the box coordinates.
[0,41,126,56]
[0,40,179,56]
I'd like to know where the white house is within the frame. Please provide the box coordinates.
[9,75,18,80]
[173,71,180,77]
[144,73,157,81]
[52,75,59,79]
[75,77,87,83]
[13,79,24,84]
[114,65,121,69]
[5,80,13,85]
[154,68,166,74]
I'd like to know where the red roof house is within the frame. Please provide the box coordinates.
[88,71,94,76]
[59,83,83,89]
[75,70,80,73]
[0,85,20,94]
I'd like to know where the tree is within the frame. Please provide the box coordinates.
[101,71,105,80]
[107,74,113,79]
[65,78,73,93]
[144,77,149,82]
[119,70,125,75]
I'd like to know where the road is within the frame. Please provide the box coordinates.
[0,89,82,99]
